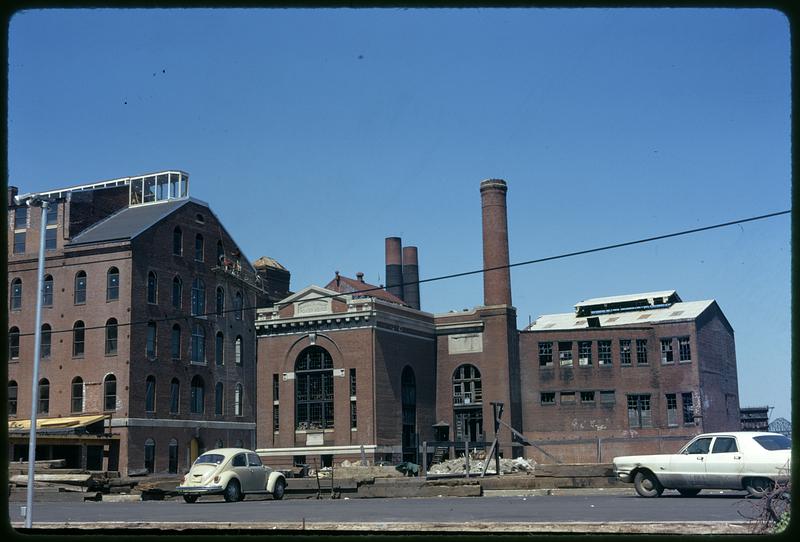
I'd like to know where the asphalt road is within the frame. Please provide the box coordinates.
[8,492,763,534]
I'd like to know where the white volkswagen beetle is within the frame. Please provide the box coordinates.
[176,448,287,503]
[613,432,791,498]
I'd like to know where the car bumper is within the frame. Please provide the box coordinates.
[614,470,634,483]
[175,485,225,495]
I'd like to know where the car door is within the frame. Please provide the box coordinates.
[704,436,744,489]
[230,453,253,492]
[247,452,267,491]
[667,436,712,488]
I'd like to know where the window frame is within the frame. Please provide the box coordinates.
[105,318,118,355]
[74,271,87,305]
[11,278,23,310]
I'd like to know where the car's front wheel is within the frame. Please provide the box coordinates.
[272,478,286,500]
[677,488,701,497]
[223,480,242,503]
[183,495,199,504]
[745,477,774,498]
[634,471,664,498]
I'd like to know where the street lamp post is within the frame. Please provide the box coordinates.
[24,199,50,528]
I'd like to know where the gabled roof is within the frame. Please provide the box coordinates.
[324,274,408,306]
[68,197,193,245]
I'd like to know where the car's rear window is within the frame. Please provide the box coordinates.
[195,453,225,465]
[753,435,791,451]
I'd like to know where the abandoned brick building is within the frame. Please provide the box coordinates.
[6,172,289,475]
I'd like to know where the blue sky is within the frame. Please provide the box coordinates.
[8,8,791,420]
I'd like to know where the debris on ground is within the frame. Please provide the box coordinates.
[427,456,536,475]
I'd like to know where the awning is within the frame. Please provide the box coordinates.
[8,414,110,434]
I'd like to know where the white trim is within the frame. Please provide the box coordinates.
[109,417,255,430]
[255,444,378,457]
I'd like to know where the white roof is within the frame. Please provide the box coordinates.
[574,290,679,309]
[526,299,715,331]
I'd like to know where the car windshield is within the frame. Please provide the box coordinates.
[194,453,225,465]
[753,435,791,451]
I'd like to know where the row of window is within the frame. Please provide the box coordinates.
[539,391,695,428]
[8,322,244,366]
[537,337,691,367]
[12,205,58,254]
[7,374,244,417]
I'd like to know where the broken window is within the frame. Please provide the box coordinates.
[350,401,357,430]
[8,327,20,360]
[578,341,592,365]
[147,271,158,304]
[600,390,615,404]
[627,394,652,428]
[170,378,180,414]
[10,278,22,310]
[679,337,691,362]
[71,377,83,413]
[105,318,118,355]
[191,278,205,316]
[191,323,205,363]
[234,384,243,416]
[350,368,357,397]
[682,392,694,424]
[273,404,280,431]
[41,324,51,359]
[619,340,631,365]
[145,376,156,413]
[8,381,18,416]
[43,275,53,306]
[452,364,482,405]
[273,373,280,401]
[560,391,576,404]
[636,339,648,365]
[580,391,595,403]
[295,346,334,430]
[666,393,678,426]
[38,378,50,414]
[540,392,555,405]
[104,374,117,411]
[558,341,573,366]
[598,340,612,365]
[173,227,183,256]
[538,342,553,367]
[660,338,674,364]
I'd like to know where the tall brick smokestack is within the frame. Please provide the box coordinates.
[480,179,512,306]
[402,246,420,310]
[385,237,404,300]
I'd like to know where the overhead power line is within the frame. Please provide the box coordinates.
[13,209,790,338]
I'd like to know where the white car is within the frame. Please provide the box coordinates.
[176,448,287,503]
[613,432,791,498]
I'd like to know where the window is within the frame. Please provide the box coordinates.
[195,213,205,224]
[636,339,648,365]
[581,391,595,403]
[273,373,280,401]
[105,318,118,355]
[169,439,179,474]
[295,346,334,430]
[41,324,51,358]
[71,377,84,413]
[234,383,243,416]
[173,227,183,256]
[679,337,691,362]
[45,204,57,226]
[234,336,242,365]
[147,271,158,304]
[215,382,224,415]
[712,437,738,454]
[627,394,652,428]
[538,342,553,367]
[234,291,243,320]
[558,341,573,366]
[191,323,205,363]
[215,287,224,316]
[104,375,117,411]
[9,327,20,359]
[104,268,119,301]
[660,338,674,364]
[15,207,28,229]
[74,271,87,304]
[350,401,358,430]
[540,392,555,405]
[215,332,224,365]
[8,381,18,416]
[170,378,180,414]
[38,379,50,414]
[452,364,482,405]
[578,341,592,365]
[273,405,280,432]
[600,390,616,404]
[190,375,205,414]
[666,393,678,426]
[172,276,182,309]
[171,324,181,360]
[619,339,631,365]
[191,278,205,316]
[144,439,155,473]
[401,366,416,447]
[10,278,22,310]
[45,227,57,251]
[682,392,694,424]
[13,232,26,254]
[145,376,156,412]
[145,321,157,359]
[560,391,576,404]
[73,321,85,357]
[232,453,246,467]
[349,368,357,397]
[43,275,53,306]
[195,234,204,261]
[684,437,712,455]
[598,341,612,365]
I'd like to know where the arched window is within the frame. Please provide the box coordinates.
[71,377,84,413]
[215,382,224,415]
[234,383,243,417]
[452,364,483,442]
[107,268,119,301]
[146,321,157,359]
[41,324,52,359]
[168,439,179,474]
[169,378,180,414]
[215,287,224,316]
[190,375,205,414]
[171,324,181,360]
[295,346,334,430]
[234,291,243,320]
[215,332,224,366]
[105,318,118,355]
[104,374,117,411]
[191,278,205,316]
[401,366,417,455]
[145,375,156,412]
[173,227,183,256]
[38,378,50,414]
[235,336,242,365]
[8,381,18,416]
[73,321,85,357]
[74,271,87,304]
[10,278,22,310]
[216,240,224,265]
[147,271,158,304]
[191,323,205,364]
[172,276,182,309]
[9,327,20,360]
[195,234,204,262]
[144,438,155,473]
[43,275,53,306]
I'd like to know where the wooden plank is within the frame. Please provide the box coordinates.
[10,473,93,485]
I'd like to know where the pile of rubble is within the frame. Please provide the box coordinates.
[306,460,404,482]
[427,456,536,475]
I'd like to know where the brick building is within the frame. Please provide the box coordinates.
[6,171,289,475]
